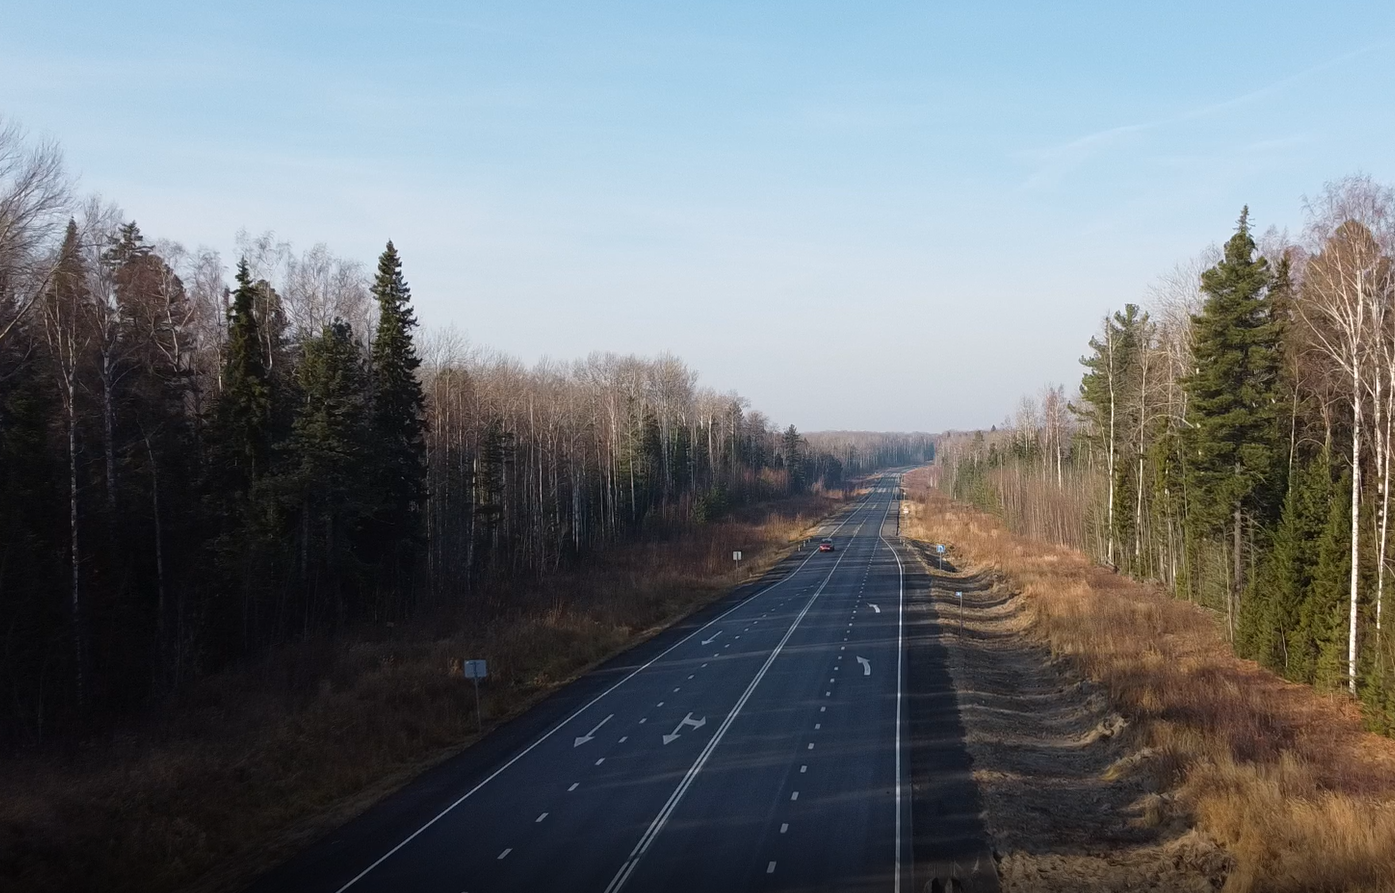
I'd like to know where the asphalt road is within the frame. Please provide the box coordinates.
[248,475,992,893]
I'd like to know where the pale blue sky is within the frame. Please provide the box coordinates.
[5,1,1394,430]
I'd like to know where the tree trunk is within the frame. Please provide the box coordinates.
[66,387,85,713]
[1350,388,1363,696]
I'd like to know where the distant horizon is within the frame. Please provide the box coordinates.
[6,1,1393,431]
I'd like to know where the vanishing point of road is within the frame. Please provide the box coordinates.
[248,474,993,893]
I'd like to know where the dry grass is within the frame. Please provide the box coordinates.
[903,469,1395,893]
[0,493,843,893]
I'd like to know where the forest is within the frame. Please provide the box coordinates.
[938,174,1395,731]
[0,120,934,747]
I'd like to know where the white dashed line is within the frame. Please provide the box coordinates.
[536,812,548,822]
[780,823,789,833]
[767,861,777,874]
[498,848,512,860]
[569,783,579,791]
[800,765,807,773]
[619,736,628,743]
[595,758,605,766]
[790,791,799,801]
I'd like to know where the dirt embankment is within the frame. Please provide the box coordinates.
[903,472,1395,893]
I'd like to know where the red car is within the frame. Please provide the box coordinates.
[818,539,834,552]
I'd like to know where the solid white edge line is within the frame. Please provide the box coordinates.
[880,473,907,893]
[602,492,881,893]
[331,490,878,893]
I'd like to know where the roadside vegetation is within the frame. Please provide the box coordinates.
[0,117,936,891]
[1,491,844,893]
[938,176,1395,731]
[904,470,1395,893]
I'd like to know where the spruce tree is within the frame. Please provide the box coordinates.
[1247,448,1329,675]
[286,319,373,624]
[368,242,427,577]
[217,259,273,489]
[1183,208,1282,624]
[1308,468,1354,689]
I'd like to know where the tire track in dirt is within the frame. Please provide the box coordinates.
[904,541,1232,893]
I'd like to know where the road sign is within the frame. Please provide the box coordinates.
[732,551,742,561]
[463,659,487,729]
[936,544,945,554]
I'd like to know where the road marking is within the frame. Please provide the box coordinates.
[701,663,708,668]
[801,765,807,773]
[536,812,548,822]
[498,849,511,860]
[701,630,723,645]
[790,791,799,801]
[815,723,821,729]
[595,758,605,766]
[825,691,830,697]
[602,520,863,893]
[657,701,664,706]
[639,718,646,724]
[880,486,908,893]
[857,656,872,676]
[767,862,777,874]
[780,823,789,833]
[619,736,628,743]
[330,491,883,893]
[574,714,614,747]
[569,783,579,791]
[662,712,707,745]
[673,687,681,692]
[870,604,881,614]
[807,743,814,750]
[820,706,826,713]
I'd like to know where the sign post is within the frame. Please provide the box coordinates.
[463,659,488,730]
[936,543,945,570]
[733,550,742,571]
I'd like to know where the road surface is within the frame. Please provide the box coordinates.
[248,475,991,893]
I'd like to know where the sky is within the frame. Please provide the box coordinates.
[4,1,1395,432]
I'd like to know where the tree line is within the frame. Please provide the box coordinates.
[937,176,1395,730]
[0,120,935,745]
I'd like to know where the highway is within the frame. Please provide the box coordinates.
[248,475,992,893]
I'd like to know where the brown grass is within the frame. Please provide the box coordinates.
[0,492,844,893]
[903,469,1395,893]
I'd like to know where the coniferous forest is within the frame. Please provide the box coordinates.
[937,175,1395,731]
[0,122,934,747]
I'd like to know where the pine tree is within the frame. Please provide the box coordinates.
[1183,208,1282,634]
[368,242,427,582]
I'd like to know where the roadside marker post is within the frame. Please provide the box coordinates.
[936,543,945,571]
[464,659,488,729]
[733,550,742,571]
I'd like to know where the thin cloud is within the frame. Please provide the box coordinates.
[1018,42,1384,190]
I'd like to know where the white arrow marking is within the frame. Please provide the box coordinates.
[662,712,707,745]
[870,604,881,614]
[574,713,614,747]
[856,656,871,676]
[701,630,722,645]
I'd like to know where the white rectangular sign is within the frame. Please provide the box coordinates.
[463,659,488,680]
[732,551,742,561]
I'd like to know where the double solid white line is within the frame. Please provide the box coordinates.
[603,503,865,893]
[331,488,880,893]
